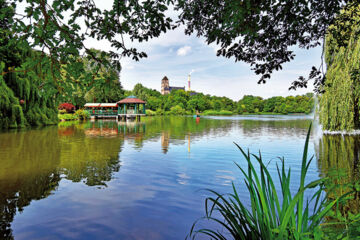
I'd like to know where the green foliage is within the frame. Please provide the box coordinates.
[0,2,58,129]
[319,4,360,131]
[156,108,165,115]
[74,109,90,120]
[2,0,174,100]
[58,109,67,114]
[202,110,233,116]
[2,0,354,92]
[58,114,77,121]
[238,94,314,115]
[0,59,58,129]
[145,109,156,116]
[177,0,350,88]
[189,126,349,239]
[169,105,186,115]
[58,110,90,121]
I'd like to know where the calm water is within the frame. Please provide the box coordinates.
[0,116,358,239]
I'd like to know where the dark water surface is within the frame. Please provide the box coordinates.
[0,116,358,239]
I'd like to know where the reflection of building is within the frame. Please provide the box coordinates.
[161,76,185,95]
[84,121,146,139]
[188,134,190,153]
[161,131,170,154]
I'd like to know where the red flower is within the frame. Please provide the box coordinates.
[19,99,25,105]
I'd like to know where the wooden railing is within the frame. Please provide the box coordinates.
[86,109,146,116]
[87,109,118,116]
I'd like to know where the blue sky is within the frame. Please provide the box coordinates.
[112,28,321,101]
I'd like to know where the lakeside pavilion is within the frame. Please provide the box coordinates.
[84,96,146,122]
[117,96,146,121]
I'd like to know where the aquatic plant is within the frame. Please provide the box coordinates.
[188,126,348,239]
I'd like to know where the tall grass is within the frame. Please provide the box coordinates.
[188,125,347,239]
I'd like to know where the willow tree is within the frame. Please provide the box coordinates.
[319,4,360,131]
[0,0,58,129]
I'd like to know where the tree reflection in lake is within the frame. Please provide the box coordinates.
[0,128,61,239]
[0,123,125,238]
[315,134,360,237]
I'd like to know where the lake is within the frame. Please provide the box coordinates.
[0,116,358,239]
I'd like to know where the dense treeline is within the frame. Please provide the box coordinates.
[127,83,314,115]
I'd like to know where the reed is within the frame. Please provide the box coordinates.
[188,125,347,239]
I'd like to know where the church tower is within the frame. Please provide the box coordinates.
[161,76,170,95]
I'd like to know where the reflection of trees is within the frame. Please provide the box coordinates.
[0,129,61,239]
[59,124,123,186]
[0,124,125,238]
[315,135,360,234]
[240,119,312,138]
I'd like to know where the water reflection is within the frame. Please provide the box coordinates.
[0,128,61,239]
[161,131,170,154]
[1,116,354,239]
[315,134,360,236]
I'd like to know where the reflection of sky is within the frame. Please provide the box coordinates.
[12,116,318,240]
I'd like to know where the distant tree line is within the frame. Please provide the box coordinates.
[128,83,314,115]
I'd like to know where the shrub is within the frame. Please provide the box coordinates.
[156,108,164,115]
[169,105,186,115]
[202,110,233,116]
[58,103,75,113]
[74,109,90,120]
[146,109,156,116]
[58,114,76,121]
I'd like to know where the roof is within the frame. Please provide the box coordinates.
[117,96,146,104]
[84,103,101,107]
[169,86,185,90]
[162,76,168,80]
[100,103,118,107]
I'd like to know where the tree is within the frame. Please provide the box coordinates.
[0,0,58,128]
[4,0,356,93]
[177,0,355,91]
[319,4,360,131]
[263,97,283,113]
[1,0,174,102]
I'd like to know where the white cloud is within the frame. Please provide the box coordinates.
[177,46,192,56]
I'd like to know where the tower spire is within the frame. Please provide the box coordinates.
[188,74,191,91]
